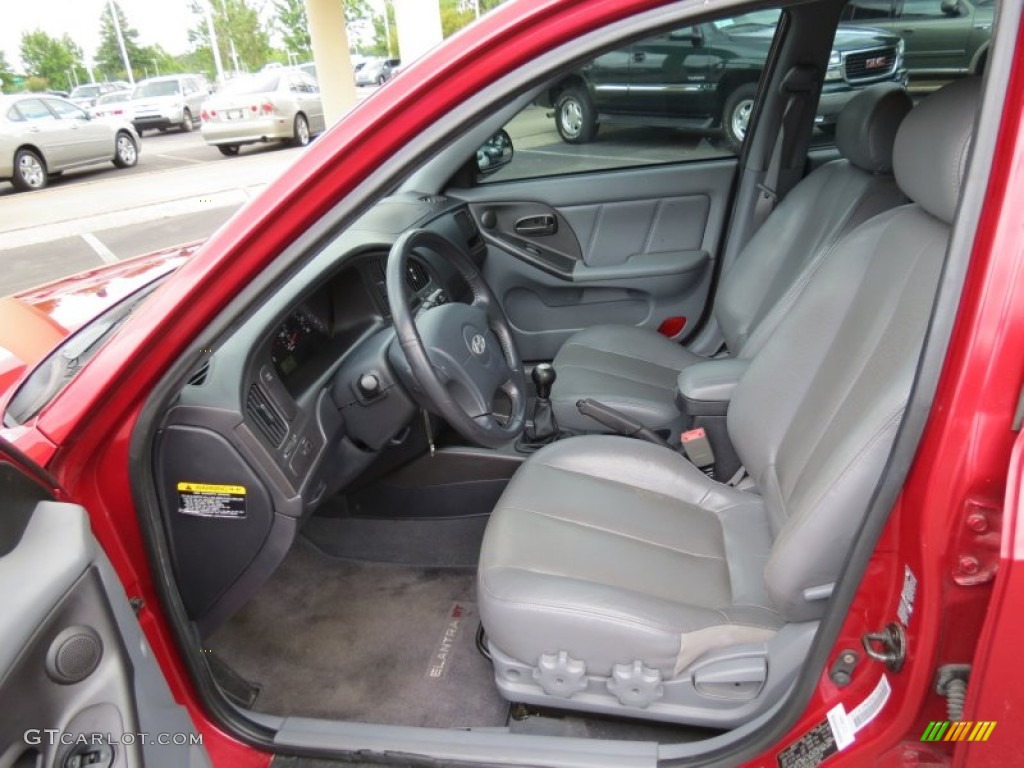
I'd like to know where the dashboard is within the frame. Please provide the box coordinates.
[153,194,485,632]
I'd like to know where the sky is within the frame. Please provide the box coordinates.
[2,0,207,70]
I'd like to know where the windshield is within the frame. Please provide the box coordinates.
[70,85,102,98]
[133,80,181,99]
[4,280,165,426]
[219,73,280,95]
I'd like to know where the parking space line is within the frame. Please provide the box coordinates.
[80,233,120,264]
[154,154,205,165]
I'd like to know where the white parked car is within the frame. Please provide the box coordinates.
[88,90,133,121]
[0,94,139,192]
[199,70,325,156]
[131,74,209,134]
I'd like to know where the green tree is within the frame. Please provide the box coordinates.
[188,0,273,76]
[19,30,84,92]
[441,0,510,37]
[273,0,310,58]
[95,1,145,81]
[0,50,14,92]
[368,3,398,57]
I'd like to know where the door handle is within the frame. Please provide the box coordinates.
[632,51,647,63]
[514,214,557,237]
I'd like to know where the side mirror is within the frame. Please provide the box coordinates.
[669,26,704,45]
[475,129,514,177]
[940,0,960,14]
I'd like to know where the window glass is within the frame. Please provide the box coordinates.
[46,99,87,119]
[897,0,949,18]
[840,0,894,21]
[481,6,906,183]
[14,99,53,122]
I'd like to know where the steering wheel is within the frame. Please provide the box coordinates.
[387,229,527,448]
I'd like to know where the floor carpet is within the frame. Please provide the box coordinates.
[209,540,509,728]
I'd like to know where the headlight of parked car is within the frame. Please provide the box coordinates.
[825,49,843,81]
[895,38,905,69]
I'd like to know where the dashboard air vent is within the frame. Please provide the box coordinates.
[406,260,430,292]
[187,361,210,386]
[246,384,287,447]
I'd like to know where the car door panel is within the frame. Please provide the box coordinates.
[454,159,733,360]
[0,455,209,768]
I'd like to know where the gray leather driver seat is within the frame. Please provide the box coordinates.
[478,79,980,726]
[551,84,913,434]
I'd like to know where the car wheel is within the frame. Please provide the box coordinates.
[722,83,758,152]
[12,148,48,192]
[555,86,598,144]
[180,109,194,133]
[113,131,138,168]
[291,114,311,148]
[218,144,241,157]
[378,75,386,86]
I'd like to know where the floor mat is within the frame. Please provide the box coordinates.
[209,540,509,728]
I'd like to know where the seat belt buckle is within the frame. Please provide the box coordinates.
[681,428,716,477]
[756,183,778,202]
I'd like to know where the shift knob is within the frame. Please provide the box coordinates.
[532,363,556,400]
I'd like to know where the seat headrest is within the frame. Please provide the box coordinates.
[893,78,981,224]
[836,84,913,174]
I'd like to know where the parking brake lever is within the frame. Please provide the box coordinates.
[576,398,671,449]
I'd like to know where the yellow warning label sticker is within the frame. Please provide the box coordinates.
[176,482,247,518]
[176,482,247,495]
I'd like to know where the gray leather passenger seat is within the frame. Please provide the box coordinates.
[478,79,980,726]
[551,84,914,434]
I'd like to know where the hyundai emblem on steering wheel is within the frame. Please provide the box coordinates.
[470,333,487,355]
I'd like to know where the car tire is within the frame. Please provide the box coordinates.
[291,114,311,148]
[180,109,194,133]
[555,86,598,144]
[12,148,48,192]
[722,83,758,152]
[218,144,241,157]
[378,75,386,86]
[112,131,139,168]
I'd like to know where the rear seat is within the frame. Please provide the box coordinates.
[550,83,914,434]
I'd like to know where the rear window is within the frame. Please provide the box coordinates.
[219,74,280,95]
[71,85,102,98]
[134,80,181,98]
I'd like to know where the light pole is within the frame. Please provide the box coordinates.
[107,0,135,84]
[201,0,226,83]
[383,1,393,58]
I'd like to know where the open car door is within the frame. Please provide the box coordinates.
[0,439,210,768]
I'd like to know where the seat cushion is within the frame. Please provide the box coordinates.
[478,436,782,678]
[550,325,701,433]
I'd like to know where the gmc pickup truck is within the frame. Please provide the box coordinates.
[547,10,907,148]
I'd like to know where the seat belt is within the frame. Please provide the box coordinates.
[752,64,820,231]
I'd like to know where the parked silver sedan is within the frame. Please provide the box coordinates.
[1,94,140,192]
[199,70,325,156]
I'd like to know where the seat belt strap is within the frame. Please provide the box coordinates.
[751,65,821,232]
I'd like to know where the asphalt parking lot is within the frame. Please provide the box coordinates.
[0,100,723,297]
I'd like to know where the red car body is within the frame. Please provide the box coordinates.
[2,1,1023,766]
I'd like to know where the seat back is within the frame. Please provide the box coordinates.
[727,79,981,622]
[714,84,912,357]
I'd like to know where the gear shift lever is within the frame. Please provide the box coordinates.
[525,363,559,444]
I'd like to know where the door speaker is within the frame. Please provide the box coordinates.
[45,626,103,684]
